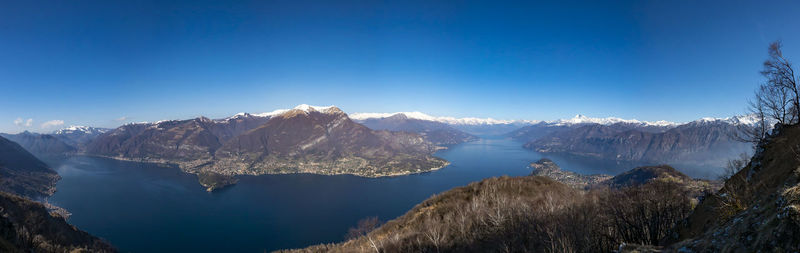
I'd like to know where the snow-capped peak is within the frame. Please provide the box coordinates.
[53,125,109,135]
[241,104,341,118]
[349,112,538,125]
[689,114,761,126]
[548,115,677,127]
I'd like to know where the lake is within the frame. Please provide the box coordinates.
[47,136,673,252]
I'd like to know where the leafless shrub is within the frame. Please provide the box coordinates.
[346,216,382,253]
[720,153,751,180]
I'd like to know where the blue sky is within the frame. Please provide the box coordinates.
[2,0,800,133]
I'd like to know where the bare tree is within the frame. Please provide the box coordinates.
[736,42,800,146]
[347,216,382,253]
[759,83,794,125]
[733,94,770,145]
[720,153,751,180]
[761,41,799,123]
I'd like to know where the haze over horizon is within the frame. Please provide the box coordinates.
[3,0,800,133]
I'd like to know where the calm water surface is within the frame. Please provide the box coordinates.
[48,136,646,252]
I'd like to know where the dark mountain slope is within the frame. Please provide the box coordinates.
[85,117,223,167]
[509,122,672,144]
[85,113,273,165]
[0,132,76,157]
[0,192,115,252]
[607,165,692,187]
[0,136,59,200]
[526,120,751,168]
[357,113,478,145]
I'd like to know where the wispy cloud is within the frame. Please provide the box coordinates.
[14,118,33,127]
[115,116,128,121]
[41,120,64,129]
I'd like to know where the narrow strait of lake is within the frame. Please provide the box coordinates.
[48,136,646,252]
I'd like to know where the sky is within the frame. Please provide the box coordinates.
[2,0,800,133]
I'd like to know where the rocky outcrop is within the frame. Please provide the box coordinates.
[673,124,800,251]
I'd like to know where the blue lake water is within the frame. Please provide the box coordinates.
[47,136,680,252]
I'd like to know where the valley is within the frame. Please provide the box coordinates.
[0,105,779,252]
[3,2,799,252]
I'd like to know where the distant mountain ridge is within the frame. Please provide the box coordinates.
[523,118,753,169]
[0,132,77,158]
[354,113,478,145]
[51,125,111,147]
[0,135,59,200]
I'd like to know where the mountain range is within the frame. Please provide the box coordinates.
[3,106,758,188]
[515,116,756,169]
[82,105,446,190]
[354,113,478,145]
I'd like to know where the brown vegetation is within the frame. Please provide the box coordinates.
[282,174,695,253]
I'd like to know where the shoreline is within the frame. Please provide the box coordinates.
[74,154,452,191]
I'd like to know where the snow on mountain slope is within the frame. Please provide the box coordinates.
[351,112,681,127]
[549,114,677,127]
[215,106,759,129]
[689,114,761,126]
[350,112,539,125]
[53,125,109,135]
[231,104,339,119]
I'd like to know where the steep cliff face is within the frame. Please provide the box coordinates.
[674,124,800,251]
[0,136,59,200]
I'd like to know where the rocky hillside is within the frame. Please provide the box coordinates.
[85,117,225,165]
[85,113,271,166]
[673,124,800,251]
[356,113,478,145]
[0,192,115,252]
[86,106,446,190]
[0,136,59,200]
[1,131,76,158]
